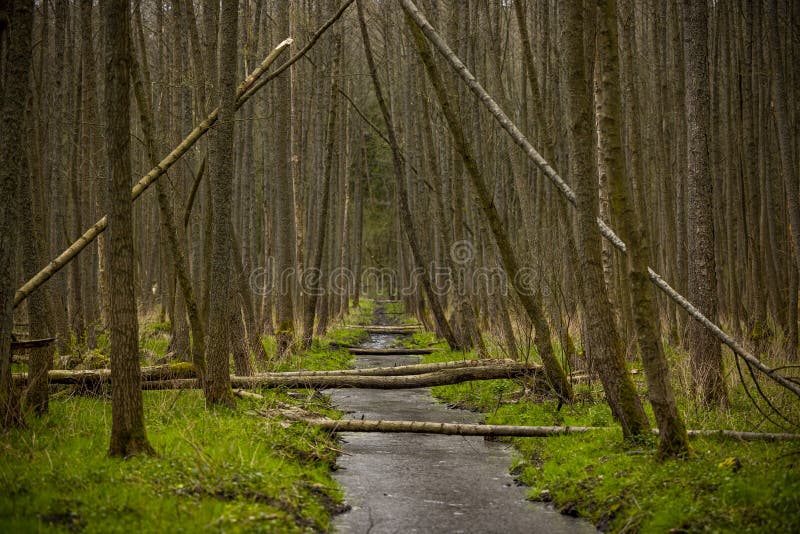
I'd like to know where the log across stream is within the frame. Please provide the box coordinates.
[325,332,597,533]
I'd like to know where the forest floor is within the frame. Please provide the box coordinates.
[405,331,800,533]
[0,312,375,533]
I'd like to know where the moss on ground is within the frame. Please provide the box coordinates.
[416,346,800,533]
[1,319,360,533]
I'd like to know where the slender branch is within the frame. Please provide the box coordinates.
[13,38,294,308]
[240,0,355,102]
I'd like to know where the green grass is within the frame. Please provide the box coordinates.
[0,391,345,533]
[419,348,800,533]
[0,320,361,533]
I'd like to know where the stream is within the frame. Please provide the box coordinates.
[327,333,597,533]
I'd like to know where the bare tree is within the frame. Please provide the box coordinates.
[103,0,153,456]
[204,0,239,407]
[683,0,726,407]
[0,0,33,428]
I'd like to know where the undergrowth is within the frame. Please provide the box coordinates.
[0,321,361,533]
[416,346,800,533]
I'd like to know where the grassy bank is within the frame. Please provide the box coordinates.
[1,323,362,533]
[417,346,800,533]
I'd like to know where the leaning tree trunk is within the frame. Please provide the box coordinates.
[130,50,207,382]
[557,0,649,438]
[406,17,573,402]
[598,0,690,458]
[355,0,461,350]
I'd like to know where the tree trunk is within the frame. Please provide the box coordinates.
[598,0,690,457]
[301,35,342,348]
[204,0,238,407]
[0,0,33,428]
[356,0,460,351]
[103,0,154,457]
[683,0,726,407]
[273,1,296,357]
[13,41,293,310]
[406,16,572,402]
[129,51,207,381]
[143,362,541,390]
[558,0,649,438]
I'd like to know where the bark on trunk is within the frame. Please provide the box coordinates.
[205,0,239,407]
[103,0,154,457]
[13,40,293,309]
[558,0,649,439]
[597,0,690,457]
[0,0,34,428]
[142,363,540,390]
[683,0,726,407]
[406,15,573,403]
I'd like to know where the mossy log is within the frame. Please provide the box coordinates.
[12,363,197,386]
[141,363,540,390]
[12,359,524,387]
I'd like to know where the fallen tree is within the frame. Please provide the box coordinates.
[10,337,56,351]
[262,412,800,441]
[344,325,423,335]
[268,358,515,377]
[12,364,198,386]
[398,0,800,403]
[140,363,540,390]
[12,358,521,386]
[347,347,440,355]
[13,0,356,309]
[280,416,594,437]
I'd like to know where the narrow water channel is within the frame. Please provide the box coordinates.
[327,333,597,533]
